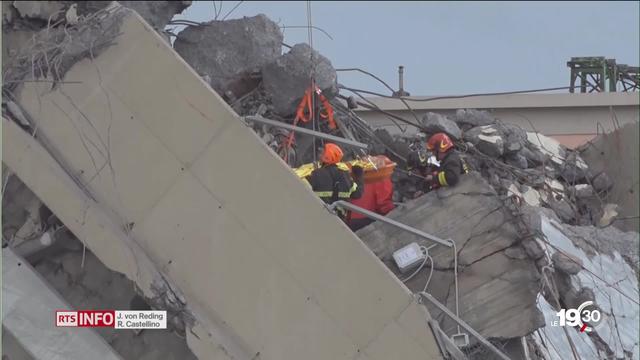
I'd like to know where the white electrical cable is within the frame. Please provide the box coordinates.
[422,255,434,292]
[401,246,428,283]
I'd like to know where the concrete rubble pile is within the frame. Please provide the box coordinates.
[173,15,362,166]
[379,109,623,230]
[2,1,190,56]
[170,15,637,357]
[2,3,638,360]
[358,111,639,358]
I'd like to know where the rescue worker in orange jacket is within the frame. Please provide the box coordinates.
[424,133,469,189]
[307,143,364,216]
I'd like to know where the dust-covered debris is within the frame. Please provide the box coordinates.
[532,216,639,359]
[174,14,283,94]
[463,125,505,157]
[12,1,65,21]
[68,1,191,30]
[2,1,191,66]
[454,108,497,130]
[350,103,636,354]
[3,3,127,92]
[262,43,339,116]
[551,251,583,275]
[421,112,462,140]
[579,121,639,233]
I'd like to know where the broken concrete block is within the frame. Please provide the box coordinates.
[463,125,504,157]
[421,112,462,140]
[454,109,496,130]
[175,14,283,94]
[552,252,583,275]
[592,171,614,193]
[526,132,566,166]
[505,246,529,260]
[520,145,546,167]
[522,238,545,259]
[498,123,527,154]
[559,152,590,183]
[572,184,594,199]
[12,1,65,21]
[598,203,619,228]
[505,140,522,153]
[521,186,542,207]
[262,43,338,116]
[547,198,574,223]
[545,178,565,193]
[507,184,522,198]
[505,152,529,169]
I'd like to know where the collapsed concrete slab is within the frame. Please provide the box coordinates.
[579,121,639,232]
[2,247,122,360]
[532,216,639,359]
[2,5,445,360]
[358,173,544,340]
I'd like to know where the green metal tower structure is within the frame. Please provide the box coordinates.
[568,56,639,92]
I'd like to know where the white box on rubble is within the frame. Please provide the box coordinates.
[392,242,426,273]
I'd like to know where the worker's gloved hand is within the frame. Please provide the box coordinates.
[352,165,364,178]
[425,174,434,182]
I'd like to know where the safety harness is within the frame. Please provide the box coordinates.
[281,85,336,163]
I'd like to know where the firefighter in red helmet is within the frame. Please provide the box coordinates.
[424,133,469,189]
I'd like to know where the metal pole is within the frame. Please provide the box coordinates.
[244,115,369,150]
[420,292,512,360]
[329,200,451,248]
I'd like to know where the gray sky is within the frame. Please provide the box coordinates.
[172,1,640,96]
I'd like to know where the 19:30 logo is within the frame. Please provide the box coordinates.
[553,301,603,332]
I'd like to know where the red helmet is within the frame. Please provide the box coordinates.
[321,143,344,164]
[426,133,454,153]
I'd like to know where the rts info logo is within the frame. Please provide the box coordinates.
[551,301,603,333]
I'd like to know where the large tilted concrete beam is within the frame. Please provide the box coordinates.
[3,5,444,360]
[2,247,121,360]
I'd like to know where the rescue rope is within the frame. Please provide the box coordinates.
[306,0,317,165]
